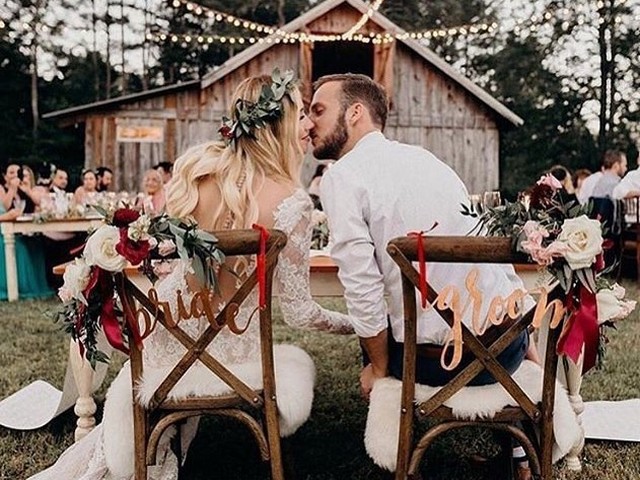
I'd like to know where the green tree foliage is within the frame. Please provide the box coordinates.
[471,34,598,197]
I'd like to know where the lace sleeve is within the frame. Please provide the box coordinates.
[273,190,353,334]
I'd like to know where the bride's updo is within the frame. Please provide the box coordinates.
[166,73,304,230]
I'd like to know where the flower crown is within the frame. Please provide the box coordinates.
[218,68,297,146]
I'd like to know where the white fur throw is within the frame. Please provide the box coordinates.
[365,360,583,472]
[102,344,315,478]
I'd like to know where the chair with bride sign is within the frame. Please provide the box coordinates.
[114,229,296,479]
[382,235,575,480]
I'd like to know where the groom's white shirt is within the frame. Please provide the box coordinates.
[320,131,532,344]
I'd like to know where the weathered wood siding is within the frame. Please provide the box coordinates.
[385,44,499,194]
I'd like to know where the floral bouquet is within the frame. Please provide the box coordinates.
[462,174,636,372]
[310,209,330,251]
[54,207,224,367]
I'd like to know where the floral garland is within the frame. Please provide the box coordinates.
[54,208,224,367]
[218,68,297,146]
[463,174,636,372]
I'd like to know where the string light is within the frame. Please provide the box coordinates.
[342,0,385,39]
[172,0,285,36]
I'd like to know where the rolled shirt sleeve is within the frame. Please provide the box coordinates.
[320,169,387,338]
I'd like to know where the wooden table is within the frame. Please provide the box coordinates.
[1,216,103,301]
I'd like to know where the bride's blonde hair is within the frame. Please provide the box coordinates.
[166,74,304,229]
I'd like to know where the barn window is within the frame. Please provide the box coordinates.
[312,42,374,80]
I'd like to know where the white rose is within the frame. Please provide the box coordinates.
[311,209,327,226]
[556,215,603,270]
[596,285,637,324]
[127,215,151,242]
[59,258,91,304]
[84,225,128,272]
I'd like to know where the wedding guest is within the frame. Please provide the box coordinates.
[30,71,352,480]
[591,150,627,199]
[154,161,173,185]
[1,163,37,213]
[311,74,535,478]
[548,165,577,202]
[74,169,98,205]
[137,168,166,215]
[50,168,69,193]
[21,165,48,208]
[577,168,604,205]
[96,166,113,192]
[613,164,640,199]
[572,168,592,199]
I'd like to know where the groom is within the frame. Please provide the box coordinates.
[309,73,532,398]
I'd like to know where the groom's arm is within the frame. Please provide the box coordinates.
[320,169,388,395]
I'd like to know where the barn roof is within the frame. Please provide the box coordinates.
[200,0,523,126]
[42,80,200,121]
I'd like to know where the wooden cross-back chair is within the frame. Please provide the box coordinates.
[621,197,640,280]
[386,236,566,480]
[114,229,288,480]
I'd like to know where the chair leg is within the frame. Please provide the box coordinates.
[132,402,148,480]
[263,397,285,480]
[395,406,414,480]
[538,414,554,480]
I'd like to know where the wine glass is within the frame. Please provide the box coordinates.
[14,199,26,214]
[482,191,501,209]
[468,194,483,214]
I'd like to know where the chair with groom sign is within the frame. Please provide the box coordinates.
[113,228,304,479]
[384,235,568,480]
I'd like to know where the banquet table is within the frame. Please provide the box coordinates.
[1,216,104,301]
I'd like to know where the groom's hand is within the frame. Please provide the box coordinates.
[360,364,386,400]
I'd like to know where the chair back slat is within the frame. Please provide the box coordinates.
[116,229,287,409]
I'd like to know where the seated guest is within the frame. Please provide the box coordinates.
[137,169,166,215]
[154,161,173,185]
[1,163,37,213]
[21,165,48,208]
[548,164,577,202]
[96,166,113,192]
[50,168,69,194]
[0,199,52,300]
[613,163,640,200]
[572,168,592,200]
[74,169,98,205]
[591,150,627,199]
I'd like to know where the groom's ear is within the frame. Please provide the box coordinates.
[346,103,365,126]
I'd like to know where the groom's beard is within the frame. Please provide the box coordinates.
[313,115,348,160]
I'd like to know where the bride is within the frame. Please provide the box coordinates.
[30,71,352,480]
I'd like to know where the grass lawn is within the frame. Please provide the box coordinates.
[1,284,639,480]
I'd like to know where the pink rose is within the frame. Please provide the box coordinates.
[157,239,177,257]
[530,240,568,266]
[536,173,563,190]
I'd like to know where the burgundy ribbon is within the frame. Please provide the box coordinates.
[408,231,428,308]
[408,222,438,309]
[252,224,270,309]
[557,282,600,374]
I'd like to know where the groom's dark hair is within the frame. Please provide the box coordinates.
[313,73,389,130]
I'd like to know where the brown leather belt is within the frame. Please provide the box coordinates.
[415,316,520,360]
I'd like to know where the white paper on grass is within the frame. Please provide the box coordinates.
[582,399,640,442]
[0,355,109,430]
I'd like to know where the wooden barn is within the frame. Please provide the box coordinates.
[43,0,522,194]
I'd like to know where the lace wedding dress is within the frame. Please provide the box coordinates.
[30,188,352,480]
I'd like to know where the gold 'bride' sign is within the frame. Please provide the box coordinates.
[130,287,258,342]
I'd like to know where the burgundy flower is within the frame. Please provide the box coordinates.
[112,208,140,228]
[116,228,150,265]
[219,124,234,140]
[529,183,554,210]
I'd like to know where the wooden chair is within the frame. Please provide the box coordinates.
[115,229,288,479]
[386,236,566,480]
[621,197,640,280]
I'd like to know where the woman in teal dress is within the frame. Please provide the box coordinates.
[0,167,53,300]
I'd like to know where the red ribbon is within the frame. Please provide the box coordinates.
[557,282,600,374]
[252,224,270,309]
[408,222,438,309]
[408,231,428,308]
